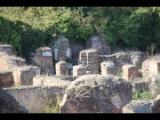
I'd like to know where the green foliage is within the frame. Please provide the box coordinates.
[0,16,21,55]
[133,90,153,100]
[116,71,122,77]
[138,77,147,81]
[1,7,160,61]
[45,94,61,113]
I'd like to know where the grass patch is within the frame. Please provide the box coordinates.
[133,90,153,100]
[45,94,62,113]
[138,76,148,81]
[11,83,18,88]
[116,71,122,77]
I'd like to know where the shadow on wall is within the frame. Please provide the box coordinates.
[0,88,28,113]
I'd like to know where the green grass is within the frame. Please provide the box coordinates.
[116,71,122,77]
[138,76,148,81]
[133,90,153,100]
[11,84,18,88]
[45,94,62,113]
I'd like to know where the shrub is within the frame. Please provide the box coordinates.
[133,90,153,100]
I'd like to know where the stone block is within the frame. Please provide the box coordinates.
[73,64,86,77]
[56,61,68,76]
[101,61,116,75]
[122,64,138,82]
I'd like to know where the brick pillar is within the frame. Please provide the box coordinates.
[101,61,116,75]
[56,61,68,76]
[86,49,99,74]
[73,64,86,77]
[35,47,54,75]
[122,64,138,82]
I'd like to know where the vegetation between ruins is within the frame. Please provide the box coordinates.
[133,90,153,100]
[1,7,160,62]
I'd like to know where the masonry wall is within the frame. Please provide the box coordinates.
[0,72,14,88]
[86,36,111,55]
[0,45,13,55]
[13,67,41,86]
[0,86,67,113]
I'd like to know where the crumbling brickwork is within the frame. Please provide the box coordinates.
[0,72,14,88]
[56,61,68,76]
[0,86,67,113]
[101,61,116,75]
[12,66,41,86]
[99,51,145,73]
[51,36,72,61]
[86,35,111,55]
[142,60,160,78]
[34,47,54,75]
[73,64,86,77]
[60,74,132,113]
[122,64,138,82]
[79,49,99,74]
[0,56,14,87]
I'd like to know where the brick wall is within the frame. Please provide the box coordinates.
[0,86,67,113]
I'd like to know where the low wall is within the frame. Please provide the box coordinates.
[0,86,67,113]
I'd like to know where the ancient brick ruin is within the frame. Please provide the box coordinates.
[51,36,72,61]
[1,35,160,113]
[122,64,139,82]
[99,51,145,73]
[60,74,132,113]
[86,35,111,55]
[73,64,86,77]
[142,60,160,78]
[101,61,116,75]
[0,46,41,87]
[56,61,68,76]
[34,47,54,75]
[79,49,99,74]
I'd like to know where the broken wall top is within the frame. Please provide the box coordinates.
[60,74,132,113]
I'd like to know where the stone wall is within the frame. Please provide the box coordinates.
[60,74,132,113]
[99,51,145,73]
[56,61,68,76]
[0,56,14,87]
[123,100,152,113]
[86,35,111,55]
[0,44,13,55]
[0,72,14,88]
[52,36,72,61]
[34,47,54,75]
[101,61,116,75]
[0,86,67,113]
[122,64,138,83]
[142,60,160,78]
[13,66,41,86]
[73,64,86,77]
[0,48,41,87]
[79,49,99,74]
[71,44,84,60]
[130,51,145,67]
[132,79,151,92]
